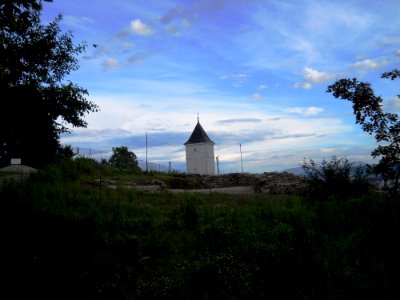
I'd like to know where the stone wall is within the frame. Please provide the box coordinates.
[89,172,307,195]
[181,172,306,195]
[253,172,306,195]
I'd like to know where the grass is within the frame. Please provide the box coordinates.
[1,158,399,299]
[0,170,24,177]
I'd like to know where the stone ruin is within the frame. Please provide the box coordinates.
[175,172,307,195]
[89,172,307,195]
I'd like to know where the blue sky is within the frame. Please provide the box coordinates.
[41,0,400,173]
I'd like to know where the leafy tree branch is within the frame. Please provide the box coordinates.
[0,0,98,167]
[327,69,400,194]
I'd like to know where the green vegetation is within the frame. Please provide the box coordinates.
[301,156,372,199]
[0,0,98,167]
[1,158,399,299]
[108,146,140,172]
[328,69,400,196]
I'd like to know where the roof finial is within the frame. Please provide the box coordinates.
[197,112,200,123]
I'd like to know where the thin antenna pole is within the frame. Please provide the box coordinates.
[239,143,243,173]
[145,132,148,173]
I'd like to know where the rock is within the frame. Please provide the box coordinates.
[254,172,306,195]
[136,185,163,192]
[174,172,305,195]
[0,165,37,173]
[151,179,167,190]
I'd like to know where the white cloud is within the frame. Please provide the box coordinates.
[130,19,153,35]
[258,85,268,90]
[303,67,334,83]
[251,93,263,100]
[102,58,119,69]
[294,67,335,89]
[351,58,385,70]
[284,106,324,116]
[383,96,400,113]
[293,82,312,89]
[303,82,312,89]
[320,147,336,153]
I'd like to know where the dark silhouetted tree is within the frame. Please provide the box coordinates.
[109,146,139,171]
[0,0,99,167]
[56,144,75,161]
[301,156,371,199]
[327,69,400,194]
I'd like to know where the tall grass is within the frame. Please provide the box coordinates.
[1,158,399,299]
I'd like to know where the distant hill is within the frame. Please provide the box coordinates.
[283,166,306,176]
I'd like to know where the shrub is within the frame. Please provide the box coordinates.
[301,156,371,200]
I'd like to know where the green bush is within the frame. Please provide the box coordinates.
[302,156,371,200]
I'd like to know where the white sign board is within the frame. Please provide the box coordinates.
[11,158,22,165]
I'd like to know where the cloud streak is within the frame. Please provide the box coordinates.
[284,106,324,116]
[62,15,94,28]
[215,118,263,125]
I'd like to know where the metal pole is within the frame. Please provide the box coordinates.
[145,132,148,173]
[216,155,220,175]
[240,144,243,173]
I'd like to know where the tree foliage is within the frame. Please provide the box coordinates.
[0,0,98,167]
[109,146,139,171]
[302,156,351,184]
[327,69,400,194]
[301,156,370,199]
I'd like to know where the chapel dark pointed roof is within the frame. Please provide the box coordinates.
[184,121,214,145]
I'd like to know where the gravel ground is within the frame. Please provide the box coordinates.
[169,186,255,194]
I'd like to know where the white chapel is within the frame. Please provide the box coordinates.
[184,118,215,175]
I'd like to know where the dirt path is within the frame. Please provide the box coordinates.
[168,186,255,194]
